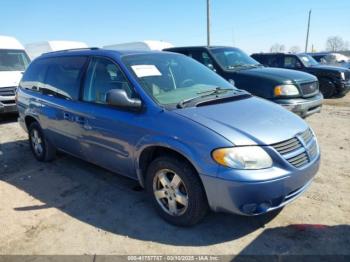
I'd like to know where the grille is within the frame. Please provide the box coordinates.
[300,128,313,144]
[286,152,309,168]
[300,82,319,97]
[0,100,15,105]
[272,129,318,168]
[344,71,350,81]
[272,137,302,155]
[308,141,318,159]
[0,86,16,97]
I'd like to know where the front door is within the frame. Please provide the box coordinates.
[78,56,143,178]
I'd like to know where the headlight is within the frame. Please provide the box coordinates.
[274,84,299,96]
[340,72,345,80]
[212,146,273,169]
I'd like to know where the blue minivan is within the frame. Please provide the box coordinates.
[16,48,320,226]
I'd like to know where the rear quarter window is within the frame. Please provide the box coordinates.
[21,56,87,100]
[44,56,87,100]
[20,59,49,92]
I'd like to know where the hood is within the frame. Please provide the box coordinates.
[310,64,349,73]
[232,66,317,83]
[174,96,309,146]
[0,71,23,88]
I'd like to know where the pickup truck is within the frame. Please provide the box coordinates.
[165,46,323,118]
[251,52,350,98]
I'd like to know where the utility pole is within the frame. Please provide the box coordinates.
[207,0,211,46]
[305,9,312,53]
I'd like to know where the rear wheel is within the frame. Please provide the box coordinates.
[319,78,335,98]
[28,122,56,162]
[146,156,208,226]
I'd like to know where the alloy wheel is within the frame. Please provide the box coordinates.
[31,129,43,156]
[153,169,189,216]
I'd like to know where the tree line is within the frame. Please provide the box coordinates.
[269,36,349,53]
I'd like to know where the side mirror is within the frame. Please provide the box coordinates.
[207,63,216,72]
[295,62,303,69]
[229,79,236,87]
[106,89,142,110]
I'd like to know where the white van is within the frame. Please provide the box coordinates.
[0,36,30,114]
[103,40,174,51]
[25,41,88,60]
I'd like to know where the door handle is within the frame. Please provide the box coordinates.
[63,112,71,120]
[75,116,86,125]
[75,116,92,130]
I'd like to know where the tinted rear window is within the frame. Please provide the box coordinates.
[44,56,87,100]
[21,56,87,100]
[21,59,49,92]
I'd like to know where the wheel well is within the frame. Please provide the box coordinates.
[25,116,37,129]
[319,77,334,83]
[138,146,199,183]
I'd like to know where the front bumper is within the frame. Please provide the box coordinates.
[200,155,320,216]
[273,92,323,118]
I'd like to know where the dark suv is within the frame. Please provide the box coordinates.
[251,52,350,98]
[165,46,322,118]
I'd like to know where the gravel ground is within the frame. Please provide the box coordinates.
[0,94,349,256]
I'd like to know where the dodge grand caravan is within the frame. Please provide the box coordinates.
[165,46,323,118]
[17,48,320,226]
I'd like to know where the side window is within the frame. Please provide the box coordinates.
[186,51,199,60]
[20,59,48,92]
[267,56,281,67]
[44,56,87,100]
[201,52,215,67]
[189,51,213,66]
[189,51,216,70]
[253,55,265,64]
[284,56,302,68]
[83,57,134,104]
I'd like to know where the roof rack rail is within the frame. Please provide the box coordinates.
[42,47,100,55]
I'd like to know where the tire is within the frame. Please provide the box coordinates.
[28,122,56,162]
[146,156,209,226]
[319,78,335,98]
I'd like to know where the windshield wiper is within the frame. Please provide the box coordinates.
[196,87,234,95]
[177,87,240,108]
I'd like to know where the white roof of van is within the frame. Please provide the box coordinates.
[103,40,174,51]
[25,40,88,59]
[0,35,25,50]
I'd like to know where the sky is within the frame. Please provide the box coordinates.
[1,0,349,54]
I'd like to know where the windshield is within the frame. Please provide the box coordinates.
[298,54,319,67]
[0,49,30,71]
[122,53,235,106]
[210,48,260,69]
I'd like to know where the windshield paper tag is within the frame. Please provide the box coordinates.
[131,65,162,77]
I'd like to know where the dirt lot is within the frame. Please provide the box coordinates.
[0,95,349,256]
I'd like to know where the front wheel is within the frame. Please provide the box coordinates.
[146,156,208,226]
[319,78,335,98]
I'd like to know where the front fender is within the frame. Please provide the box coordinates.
[134,134,219,186]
